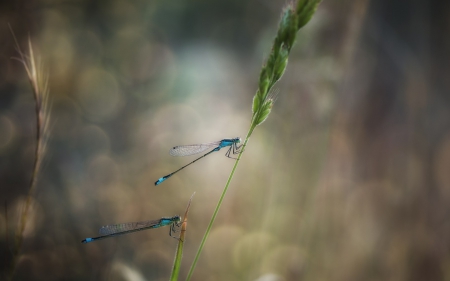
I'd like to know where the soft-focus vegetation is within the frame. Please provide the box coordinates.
[1,0,450,281]
[8,29,51,281]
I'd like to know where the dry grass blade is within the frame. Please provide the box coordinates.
[170,192,195,281]
[8,25,51,281]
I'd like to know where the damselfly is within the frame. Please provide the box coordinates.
[155,137,242,185]
[81,215,181,243]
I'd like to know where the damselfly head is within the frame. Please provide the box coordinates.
[235,137,241,143]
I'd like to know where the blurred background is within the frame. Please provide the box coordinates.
[1,0,450,280]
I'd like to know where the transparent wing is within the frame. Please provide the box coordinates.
[169,141,221,157]
[99,219,161,235]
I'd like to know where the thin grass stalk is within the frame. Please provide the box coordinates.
[170,193,195,281]
[185,1,321,279]
[8,27,50,281]
[5,202,8,250]
[185,127,253,280]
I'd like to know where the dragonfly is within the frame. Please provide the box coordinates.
[81,215,181,243]
[155,137,242,186]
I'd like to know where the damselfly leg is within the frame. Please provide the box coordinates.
[225,141,243,159]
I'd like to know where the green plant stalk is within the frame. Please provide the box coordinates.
[170,193,195,281]
[170,226,185,281]
[186,114,262,281]
[186,1,321,279]
[185,83,262,281]
[185,126,254,281]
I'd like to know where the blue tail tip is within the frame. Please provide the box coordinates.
[155,177,164,185]
[82,238,93,243]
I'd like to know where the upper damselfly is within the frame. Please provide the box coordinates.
[81,215,181,243]
[155,137,242,185]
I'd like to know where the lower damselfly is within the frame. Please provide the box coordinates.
[81,215,181,243]
[155,137,242,185]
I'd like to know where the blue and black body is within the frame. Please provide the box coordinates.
[155,137,242,185]
[81,215,181,243]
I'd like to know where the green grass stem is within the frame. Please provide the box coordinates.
[170,193,195,281]
[185,1,321,280]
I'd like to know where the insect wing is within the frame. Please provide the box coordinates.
[169,141,221,157]
[99,219,161,235]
